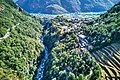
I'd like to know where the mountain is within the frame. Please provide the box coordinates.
[16,0,120,14]
[0,0,44,79]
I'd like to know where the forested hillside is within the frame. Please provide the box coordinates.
[84,2,120,51]
[88,2,120,79]
[0,0,44,79]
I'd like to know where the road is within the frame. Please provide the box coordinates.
[0,24,19,42]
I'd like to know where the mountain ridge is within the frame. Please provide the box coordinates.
[16,0,120,14]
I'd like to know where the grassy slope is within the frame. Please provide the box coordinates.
[0,0,43,80]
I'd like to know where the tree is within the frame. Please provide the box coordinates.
[68,72,75,80]
[58,70,68,80]
[0,27,7,37]
[78,74,85,80]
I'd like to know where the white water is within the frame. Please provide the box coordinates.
[34,36,49,80]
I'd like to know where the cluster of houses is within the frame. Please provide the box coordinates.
[52,16,96,52]
[58,17,96,33]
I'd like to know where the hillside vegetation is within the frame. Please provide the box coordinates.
[0,0,43,80]
[83,2,120,51]
[88,2,120,79]
[82,2,120,79]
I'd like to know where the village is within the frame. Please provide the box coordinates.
[49,16,99,53]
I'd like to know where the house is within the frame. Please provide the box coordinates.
[79,34,86,39]
[81,47,87,52]
[94,23,99,26]
[61,26,68,34]
[72,24,77,28]
[57,23,60,26]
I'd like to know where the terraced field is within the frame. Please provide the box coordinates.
[91,43,120,80]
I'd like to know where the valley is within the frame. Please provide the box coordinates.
[0,0,120,80]
[34,11,120,79]
[34,16,97,80]
[33,3,120,79]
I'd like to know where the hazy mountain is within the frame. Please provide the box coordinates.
[16,0,120,14]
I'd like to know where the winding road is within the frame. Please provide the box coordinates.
[0,24,19,42]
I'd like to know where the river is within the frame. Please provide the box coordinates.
[34,35,49,80]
